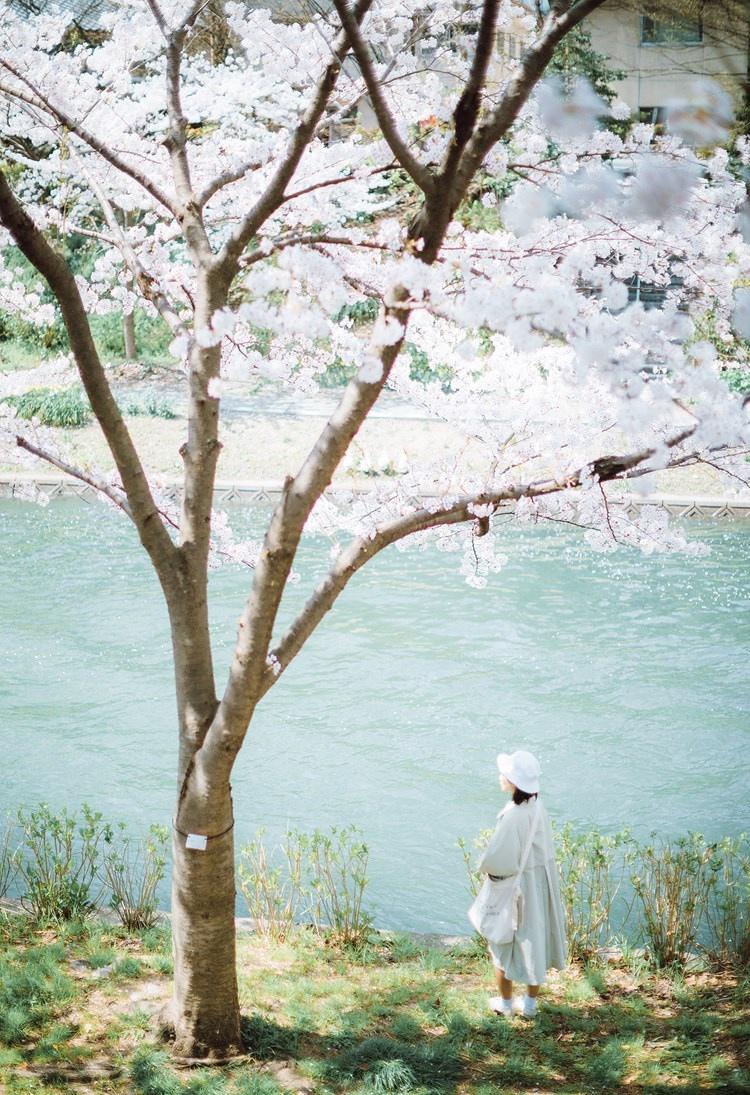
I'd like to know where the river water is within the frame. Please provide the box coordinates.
[1,499,749,933]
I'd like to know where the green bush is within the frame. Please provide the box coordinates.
[122,395,178,419]
[722,366,750,398]
[334,299,379,328]
[631,833,716,967]
[555,824,636,962]
[298,825,372,948]
[364,1058,417,1092]
[16,803,113,922]
[703,834,750,967]
[0,820,16,898]
[238,824,372,948]
[404,342,454,392]
[238,828,303,942]
[129,1046,182,1095]
[89,310,173,361]
[1,385,92,427]
[102,823,169,931]
[318,355,357,388]
[583,1037,628,1088]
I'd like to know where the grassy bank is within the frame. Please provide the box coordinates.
[0,912,748,1095]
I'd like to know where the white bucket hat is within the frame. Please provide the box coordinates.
[496,749,541,794]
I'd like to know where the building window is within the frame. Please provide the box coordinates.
[641,9,703,46]
[497,31,523,60]
[638,105,667,128]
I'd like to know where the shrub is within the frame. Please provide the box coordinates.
[703,834,750,967]
[238,828,304,941]
[457,827,494,899]
[0,819,17,898]
[318,355,357,388]
[16,803,113,922]
[404,342,454,392]
[555,824,636,961]
[365,1058,417,1092]
[238,825,372,947]
[583,1037,628,1088]
[631,833,716,967]
[723,367,750,397]
[298,825,372,947]
[89,310,173,361]
[101,823,169,931]
[1,385,91,427]
[334,299,379,328]
[122,395,178,419]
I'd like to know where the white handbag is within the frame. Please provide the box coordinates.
[468,802,541,945]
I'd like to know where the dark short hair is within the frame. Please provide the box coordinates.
[513,788,538,806]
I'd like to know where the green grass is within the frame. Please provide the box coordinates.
[0,914,749,1094]
[1,385,91,427]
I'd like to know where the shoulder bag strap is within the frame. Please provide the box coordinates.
[517,799,541,876]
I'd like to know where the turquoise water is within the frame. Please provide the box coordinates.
[1,499,749,933]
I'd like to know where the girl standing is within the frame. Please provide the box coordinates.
[476,749,567,1018]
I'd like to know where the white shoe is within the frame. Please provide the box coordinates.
[488,995,513,1016]
[516,994,537,1019]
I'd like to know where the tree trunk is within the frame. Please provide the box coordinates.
[123,310,137,360]
[169,788,243,1060]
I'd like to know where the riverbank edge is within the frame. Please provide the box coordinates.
[2,471,750,518]
[0,895,699,972]
[0,895,472,953]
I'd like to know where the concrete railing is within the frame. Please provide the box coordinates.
[2,472,750,518]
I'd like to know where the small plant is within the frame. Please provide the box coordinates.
[0,943,74,1045]
[1,385,92,427]
[334,298,380,328]
[237,828,304,941]
[555,824,636,961]
[318,355,357,388]
[722,366,750,397]
[113,955,144,979]
[703,834,750,967]
[0,818,17,897]
[457,827,494,898]
[298,825,372,948]
[122,395,178,419]
[129,1045,181,1095]
[365,1058,417,1092]
[16,803,113,922]
[631,832,717,967]
[404,342,454,392]
[101,823,168,931]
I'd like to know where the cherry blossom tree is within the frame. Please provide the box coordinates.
[1,0,749,1060]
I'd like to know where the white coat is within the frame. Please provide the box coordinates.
[477,798,567,984]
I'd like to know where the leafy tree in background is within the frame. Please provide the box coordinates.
[0,0,749,1063]
[547,22,625,103]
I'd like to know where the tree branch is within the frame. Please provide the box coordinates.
[453,0,609,193]
[212,0,374,283]
[13,435,134,517]
[71,151,186,334]
[329,0,434,194]
[409,0,608,259]
[196,156,265,209]
[0,168,179,581]
[0,66,178,217]
[257,424,699,692]
[439,0,501,184]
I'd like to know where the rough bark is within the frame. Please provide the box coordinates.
[123,310,137,360]
[169,788,242,1060]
